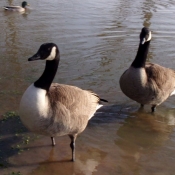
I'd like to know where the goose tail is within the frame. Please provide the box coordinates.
[3,7,8,10]
[100,98,108,103]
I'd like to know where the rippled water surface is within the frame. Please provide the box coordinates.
[1,0,175,174]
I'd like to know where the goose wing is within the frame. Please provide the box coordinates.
[3,6,22,11]
[145,62,175,95]
[48,83,100,119]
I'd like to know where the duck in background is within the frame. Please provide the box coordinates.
[120,27,175,112]
[3,1,29,12]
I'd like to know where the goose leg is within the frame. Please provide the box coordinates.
[69,134,77,162]
[51,137,56,146]
[151,105,156,113]
[138,104,144,111]
[140,104,144,108]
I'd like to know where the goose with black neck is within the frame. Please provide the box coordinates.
[19,43,107,162]
[120,27,175,112]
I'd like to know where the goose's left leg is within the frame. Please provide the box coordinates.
[140,104,144,108]
[69,134,77,162]
[151,105,157,113]
[51,137,56,146]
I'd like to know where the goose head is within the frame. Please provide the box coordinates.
[140,27,152,45]
[28,43,59,62]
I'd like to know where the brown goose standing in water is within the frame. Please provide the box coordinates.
[19,43,107,161]
[120,27,175,112]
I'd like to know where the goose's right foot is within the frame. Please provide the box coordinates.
[140,104,144,108]
[51,137,56,146]
[69,134,77,162]
[151,105,156,113]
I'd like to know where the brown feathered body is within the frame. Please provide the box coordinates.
[120,63,175,106]
[20,83,101,137]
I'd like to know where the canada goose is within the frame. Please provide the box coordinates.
[119,27,175,112]
[19,43,107,161]
[3,1,29,12]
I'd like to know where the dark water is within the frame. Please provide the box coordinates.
[1,0,175,174]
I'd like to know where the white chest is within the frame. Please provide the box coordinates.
[19,84,50,132]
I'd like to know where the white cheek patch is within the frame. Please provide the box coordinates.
[46,46,56,60]
[147,31,152,41]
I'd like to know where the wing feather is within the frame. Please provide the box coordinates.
[146,63,175,95]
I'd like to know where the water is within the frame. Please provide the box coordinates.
[0,0,175,174]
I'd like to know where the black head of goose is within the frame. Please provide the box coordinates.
[120,27,175,112]
[19,43,107,161]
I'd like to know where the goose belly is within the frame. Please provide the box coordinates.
[120,67,154,104]
[19,84,51,135]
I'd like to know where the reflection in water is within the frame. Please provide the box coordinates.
[142,0,154,62]
[0,10,22,115]
[28,147,103,175]
[0,6,30,115]
[7,0,13,6]
[116,108,175,174]
[1,105,175,175]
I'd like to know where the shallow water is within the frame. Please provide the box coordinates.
[1,0,175,174]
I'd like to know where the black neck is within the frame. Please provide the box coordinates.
[34,55,60,91]
[131,41,150,68]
